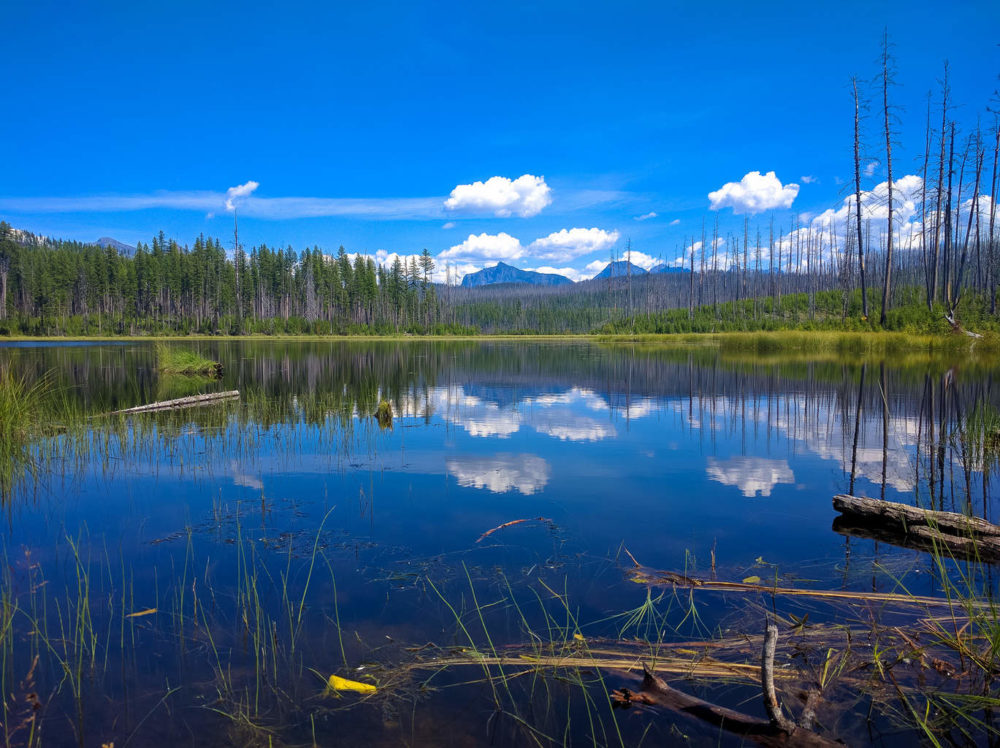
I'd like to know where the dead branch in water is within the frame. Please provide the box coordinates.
[611,661,841,747]
[476,517,552,543]
[626,565,981,609]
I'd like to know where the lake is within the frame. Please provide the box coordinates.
[1,339,997,746]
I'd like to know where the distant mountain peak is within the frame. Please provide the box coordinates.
[593,260,648,280]
[95,237,136,257]
[461,262,573,288]
[650,262,690,274]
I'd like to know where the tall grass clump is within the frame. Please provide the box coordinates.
[0,368,56,501]
[155,342,222,377]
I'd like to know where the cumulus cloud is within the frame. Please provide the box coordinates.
[670,237,727,268]
[225,180,259,211]
[622,250,659,270]
[708,171,799,215]
[864,161,879,178]
[710,173,937,274]
[435,227,621,268]
[634,211,657,221]
[525,265,588,282]
[528,227,619,262]
[444,174,552,217]
[439,232,524,262]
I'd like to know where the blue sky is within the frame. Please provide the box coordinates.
[2,1,998,281]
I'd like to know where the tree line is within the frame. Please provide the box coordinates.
[1,35,997,337]
[0,226,464,335]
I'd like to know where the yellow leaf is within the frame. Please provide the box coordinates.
[126,608,157,619]
[742,576,761,585]
[573,633,585,642]
[676,648,698,655]
[327,674,376,695]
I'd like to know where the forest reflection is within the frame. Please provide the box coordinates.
[3,341,998,522]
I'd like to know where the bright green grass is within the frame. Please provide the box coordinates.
[154,342,222,376]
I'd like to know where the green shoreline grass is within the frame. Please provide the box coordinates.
[3,329,998,352]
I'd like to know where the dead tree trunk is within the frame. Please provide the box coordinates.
[878,31,894,327]
[853,78,869,319]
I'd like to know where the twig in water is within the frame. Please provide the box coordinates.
[476,517,552,543]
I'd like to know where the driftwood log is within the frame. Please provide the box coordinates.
[107,390,240,415]
[944,313,984,339]
[611,665,839,747]
[832,494,1000,561]
[611,618,840,747]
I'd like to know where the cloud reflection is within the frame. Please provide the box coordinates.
[706,456,794,497]
[446,453,551,495]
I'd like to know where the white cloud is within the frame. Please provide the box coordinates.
[225,181,259,211]
[669,218,681,226]
[622,250,659,270]
[634,211,657,221]
[524,265,587,282]
[583,259,608,278]
[439,232,524,262]
[442,221,456,229]
[528,227,619,262]
[708,171,799,215]
[864,161,879,178]
[444,174,552,217]
[800,175,817,184]
[669,237,727,268]
[0,192,446,220]
[440,261,483,284]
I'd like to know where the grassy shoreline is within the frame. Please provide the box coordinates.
[2,329,998,352]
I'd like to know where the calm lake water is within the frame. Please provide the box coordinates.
[2,340,998,746]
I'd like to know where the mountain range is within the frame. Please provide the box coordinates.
[459,260,691,286]
[460,262,574,288]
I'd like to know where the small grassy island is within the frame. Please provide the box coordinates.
[155,342,224,377]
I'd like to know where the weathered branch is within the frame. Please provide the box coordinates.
[763,620,796,733]
[105,390,240,416]
[944,313,983,338]
[611,662,839,747]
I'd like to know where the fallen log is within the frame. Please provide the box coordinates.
[834,494,1000,538]
[832,494,1000,561]
[944,313,984,339]
[106,390,240,416]
[832,517,1000,563]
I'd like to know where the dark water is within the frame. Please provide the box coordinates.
[1,340,998,746]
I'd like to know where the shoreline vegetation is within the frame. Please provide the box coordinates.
[3,328,999,354]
